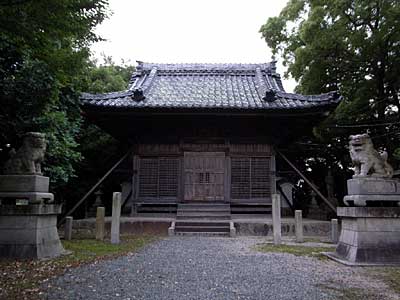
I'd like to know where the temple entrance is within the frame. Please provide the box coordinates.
[183,152,225,201]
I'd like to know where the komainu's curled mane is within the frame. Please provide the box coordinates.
[349,133,393,178]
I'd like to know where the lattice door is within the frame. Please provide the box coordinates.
[231,157,271,200]
[138,157,179,200]
[184,152,225,201]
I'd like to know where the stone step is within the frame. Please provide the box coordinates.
[179,202,229,205]
[176,215,231,220]
[175,226,230,233]
[178,207,230,212]
[175,221,230,227]
[176,203,232,222]
[178,204,230,209]
[177,211,231,216]
[177,215,231,220]
[174,231,230,237]
[231,207,272,213]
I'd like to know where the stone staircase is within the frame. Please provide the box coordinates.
[170,203,235,237]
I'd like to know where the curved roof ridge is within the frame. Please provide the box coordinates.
[81,61,342,111]
[137,61,275,72]
[275,90,340,102]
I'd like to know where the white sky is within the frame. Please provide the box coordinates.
[91,0,296,92]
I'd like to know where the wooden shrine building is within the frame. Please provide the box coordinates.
[81,61,341,217]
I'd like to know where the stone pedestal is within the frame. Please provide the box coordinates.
[0,175,54,204]
[326,207,400,265]
[0,204,66,259]
[344,178,400,206]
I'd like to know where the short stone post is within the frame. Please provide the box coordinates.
[331,218,339,244]
[295,210,304,243]
[168,221,175,236]
[64,216,73,241]
[272,194,282,245]
[95,207,105,241]
[111,192,121,244]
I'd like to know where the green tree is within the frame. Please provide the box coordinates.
[260,0,400,170]
[78,55,135,180]
[0,0,109,189]
[84,55,135,93]
[60,56,135,216]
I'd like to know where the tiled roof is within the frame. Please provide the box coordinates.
[81,61,341,111]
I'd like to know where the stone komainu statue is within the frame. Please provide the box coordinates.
[3,132,47,175]
[349,133,393,178]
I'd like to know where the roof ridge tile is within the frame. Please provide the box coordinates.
[81,61,342,111]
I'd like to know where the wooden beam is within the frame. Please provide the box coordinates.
[58,148,133,226]
[276,150,336,213]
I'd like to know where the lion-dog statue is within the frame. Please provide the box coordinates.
[3,132,47,175]
[349,133,393,178]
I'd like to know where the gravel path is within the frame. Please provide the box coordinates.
[43,237,398,300]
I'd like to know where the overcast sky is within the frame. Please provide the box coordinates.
[91,0,296,91]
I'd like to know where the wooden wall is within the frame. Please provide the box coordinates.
[132,141,275,205]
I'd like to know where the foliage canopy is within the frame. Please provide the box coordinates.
[64,56,134,212]
[0,0,109,188]
[260,0,400,170]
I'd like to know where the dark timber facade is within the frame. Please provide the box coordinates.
[81,61,341,214]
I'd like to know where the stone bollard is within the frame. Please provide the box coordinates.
[95,207,105,241]
[229,221,236,238]
[111,192,121,244]
[272,194,282,245]
[295,210,304,243]
[331,218,339,244]
[64,216,73,241]
[168,221,175,236]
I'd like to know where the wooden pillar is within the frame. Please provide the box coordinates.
[270,147,277,195]
[179,154,185,203]
[131,154,139,216]
[224,155,231,203]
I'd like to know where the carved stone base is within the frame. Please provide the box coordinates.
[348,178,400,195]
[344,178,400,206]
[0,175,53,204]
[0,175,49,193]
[326,207,400,266]
[0,204,66,259]
[344,194,400,206]
[0,192,54,204]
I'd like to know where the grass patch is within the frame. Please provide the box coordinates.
[256,243,334,259]
[0,235,157,300]
[318,283,375,300]
[304,237,330,243]
[371,267,400,295]
[61,236,154,262]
